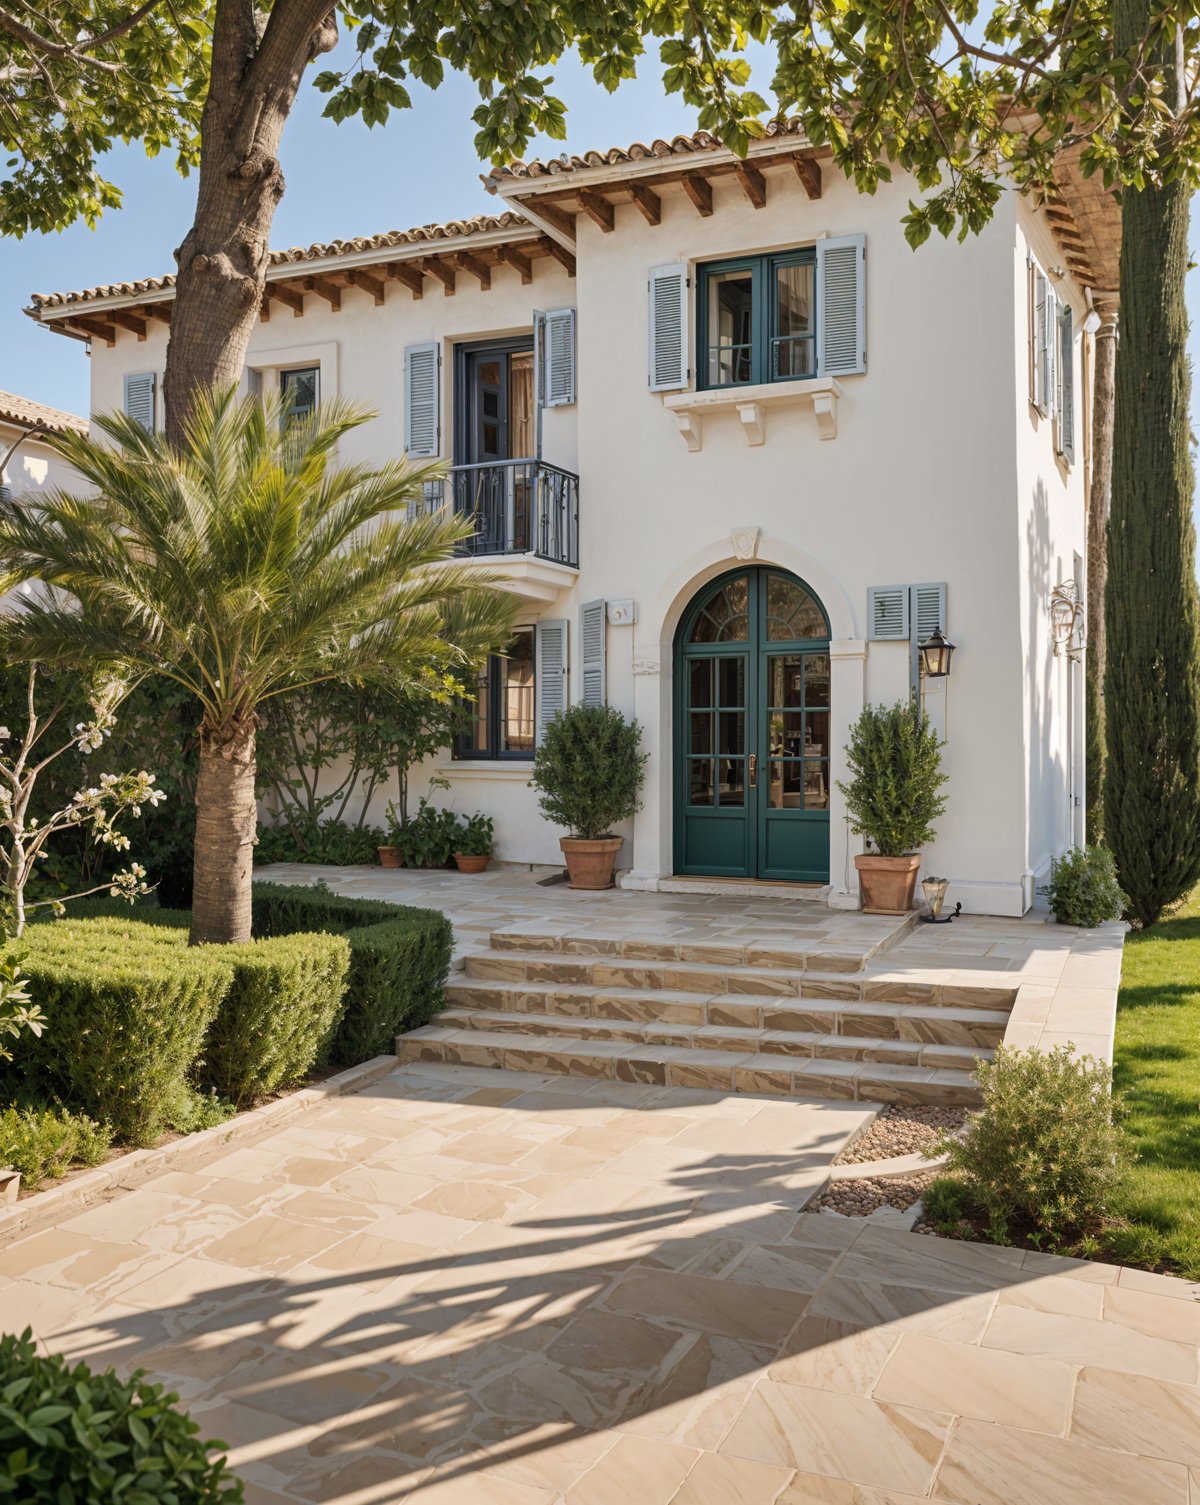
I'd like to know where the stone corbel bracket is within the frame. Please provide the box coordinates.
[664,376,844,451]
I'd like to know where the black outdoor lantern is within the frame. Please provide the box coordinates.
[919,627,956,679]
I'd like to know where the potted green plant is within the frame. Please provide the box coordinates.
[838,700,948,914]
[454,812,495,873]
[378,801,404,868]
[531,704,647,889]
[396,796,461,869]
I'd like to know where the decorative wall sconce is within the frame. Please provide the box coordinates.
[918,628,956,679]
[1049,581,1085,659]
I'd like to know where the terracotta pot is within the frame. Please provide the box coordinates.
[377,845,403,869]
[854,853,922,915]
[454,853,491,874]
[560,836,623,890]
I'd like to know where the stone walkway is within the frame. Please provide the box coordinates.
[4,1058,1197,1505]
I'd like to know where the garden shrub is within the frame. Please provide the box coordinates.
[1042,845,1126,927]
[531,703,647,840]
[8,918,232,1145]
[251,881,452,1062]
[933,1044,1127,1248]
[0,1105,111,1187]
[0,1327,243,1503]
[256,817,386,867]
[839,700,947,855]
[199,931,350,1106]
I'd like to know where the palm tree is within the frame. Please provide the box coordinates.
[0,386,517,944]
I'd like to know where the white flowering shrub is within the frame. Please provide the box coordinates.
[0,666,165,936]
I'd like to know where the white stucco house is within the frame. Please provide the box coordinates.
[24,123,1119,916]
[0,391,87,500]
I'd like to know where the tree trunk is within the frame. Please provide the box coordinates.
[1104,0,1200,925]
[191,720,258,944]
[1084,306,1117,844]
[163,0,338,446]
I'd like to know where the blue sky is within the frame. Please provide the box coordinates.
[1,49,1195,417]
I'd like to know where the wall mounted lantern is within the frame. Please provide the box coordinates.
[919,628,956,679]
[1049,581,1085,660]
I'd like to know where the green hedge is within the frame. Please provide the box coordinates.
[0,1327,243,1503]
[0,1105,111,1187]
[9,919,232,1146]
[252,881,452,1062]
[200,932,350,1107]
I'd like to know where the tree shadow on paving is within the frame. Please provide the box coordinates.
[44,1067,1054,1501]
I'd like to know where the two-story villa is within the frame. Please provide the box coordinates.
[25,123,1119,916]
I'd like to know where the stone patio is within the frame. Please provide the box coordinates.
[3,1057,1197,1505]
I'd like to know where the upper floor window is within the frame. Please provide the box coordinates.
[280,365,319,423]
[457,628,536,760]
[699,250,816,390]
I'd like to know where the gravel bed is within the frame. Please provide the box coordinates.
[813,1170,938,1217]
[836,1104,969,1164]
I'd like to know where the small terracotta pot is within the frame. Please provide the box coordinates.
[377,845,403,869]
[454,853,491,874]
[854,852,922,914]
[560,836,623,890]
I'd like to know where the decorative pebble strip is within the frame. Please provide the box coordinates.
[813,1170,938,1217]
[836,1103,969,1164]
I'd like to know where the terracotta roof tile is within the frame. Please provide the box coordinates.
[487,120,808,183]
[0,390,88,436]
[30,211,531,312]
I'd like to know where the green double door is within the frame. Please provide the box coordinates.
[675,567,831,882]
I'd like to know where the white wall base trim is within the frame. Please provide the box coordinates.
[946,877,1030,918]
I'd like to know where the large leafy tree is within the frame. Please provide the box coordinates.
[0,387,517,945]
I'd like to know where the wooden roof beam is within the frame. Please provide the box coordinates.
[265,282,305,316]
[577,188,615,232]
[110,308,148,341]
[455,251,492,289]
[734,162,767,209]
[386,262,424,298]
[533,200,576,240]
[69,315,116,346]
[494,243,533,283]
[628,183,661,225]
[537,236,576,277]
[346,268,386,305]
[304,274,342,310]
[682,172,714,217]
[793,155,823,200]
[141,303,172,324]
[420,257,456,295]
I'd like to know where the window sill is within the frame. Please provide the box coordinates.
[663,376,843,450]
[439,762,534,780]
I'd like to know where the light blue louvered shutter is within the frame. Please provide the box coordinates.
[404,342,440,458]
[912,582,947,643]
[580,600,606,707]
[868,586,910,641]
[123,372,156,432]
[540,308,576,407]
[1056,305,1075,463]
[648,264,689,391]
[1032,271,1053,416]
[816,235,866,376]
[536,618,568,743]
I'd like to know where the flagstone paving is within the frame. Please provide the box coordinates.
[3,1056,1196,1505]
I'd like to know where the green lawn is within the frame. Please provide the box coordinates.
[1109,895,1200,1279]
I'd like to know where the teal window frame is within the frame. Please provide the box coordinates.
[697,248,818,391]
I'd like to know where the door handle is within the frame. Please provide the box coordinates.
[748,753,757,789]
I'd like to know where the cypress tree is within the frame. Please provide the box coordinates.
[1085,313,1116,846]
[1104,0,1200,924]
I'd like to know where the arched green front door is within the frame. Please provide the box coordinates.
[674,567,831,882]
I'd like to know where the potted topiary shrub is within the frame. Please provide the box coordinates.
[378,801,403,868]
[454,812,495,874]
[839,700,948,914]
[531,704,647,889]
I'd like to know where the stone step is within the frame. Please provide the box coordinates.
[396,1025,982,1108]
[437,1007,993,1074]
[444,979,1010,1045]
[488,927,871,973]
[461,951,1014,1012]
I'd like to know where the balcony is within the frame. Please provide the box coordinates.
[421,459,579,571]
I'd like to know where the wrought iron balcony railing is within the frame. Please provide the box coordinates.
[419,459,579,569]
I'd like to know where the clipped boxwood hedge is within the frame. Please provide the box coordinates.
[201,931,351,1107]
[9,918,233,1146]
[0,1326,243,1503]
[252,881,452,1062]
